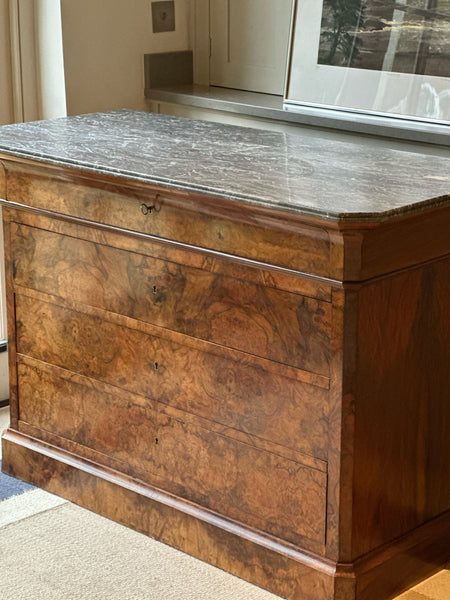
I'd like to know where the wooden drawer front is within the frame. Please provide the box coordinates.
[16,294,329,460]
[6,167,331,276]
[17,358,328,546]
[12,224,331,376]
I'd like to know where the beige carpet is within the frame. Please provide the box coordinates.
[0,501,282,600]
[1,407,449,599]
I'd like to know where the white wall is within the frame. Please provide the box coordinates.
[61,0,191,116]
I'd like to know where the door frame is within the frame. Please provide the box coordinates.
[192,0,210,85]
[192,0,295,93]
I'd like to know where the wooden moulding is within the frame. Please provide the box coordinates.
[0,161,6,199]
[3,430,449,600]
[352,510,450,600]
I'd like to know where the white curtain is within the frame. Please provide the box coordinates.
[1,0,67,124]
[0,0,14,125]
[0,0,67,357]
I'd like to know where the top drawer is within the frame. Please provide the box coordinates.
[4,162,331,277]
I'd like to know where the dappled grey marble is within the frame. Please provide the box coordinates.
[0,110,448,221]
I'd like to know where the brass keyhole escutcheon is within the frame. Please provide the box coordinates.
[141,203,154,215]
[141,197,161,215]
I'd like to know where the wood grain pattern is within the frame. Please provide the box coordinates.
[4,161,332,276]
[357,204,450,281]
[0,161,6,198]
[16,293,330,460]
[328,206,450,283]
[2,156,449,600]
[324,287,356,562]
[2,210,19,429]
[353,511,450,600]
[5,202,334,301]
[11,223,332,376]
[351,256,450,558]
[17,358,328,546]
[5,429,449,600]
[2,430,337,600]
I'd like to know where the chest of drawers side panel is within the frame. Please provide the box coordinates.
[351,254,450,559]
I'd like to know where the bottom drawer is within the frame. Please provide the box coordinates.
[17,357,327,547]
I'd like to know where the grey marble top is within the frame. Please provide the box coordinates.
[0,110,448,222]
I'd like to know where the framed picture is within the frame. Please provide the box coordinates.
[285,0,450,125]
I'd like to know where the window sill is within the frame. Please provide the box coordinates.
[145,84,449,147]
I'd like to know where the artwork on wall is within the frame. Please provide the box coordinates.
[285,0,450,124]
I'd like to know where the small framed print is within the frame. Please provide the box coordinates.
[285,0,450,125]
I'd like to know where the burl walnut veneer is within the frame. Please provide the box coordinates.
[0,111,449,600]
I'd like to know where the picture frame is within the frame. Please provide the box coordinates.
[285,0,450,127]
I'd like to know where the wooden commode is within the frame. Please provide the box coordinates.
[0,111,449,600]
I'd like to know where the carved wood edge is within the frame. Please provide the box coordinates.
[0,160,6,199]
